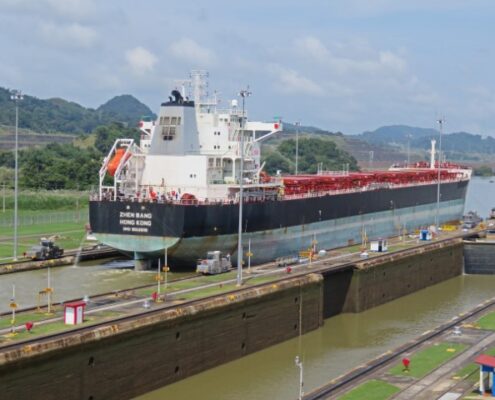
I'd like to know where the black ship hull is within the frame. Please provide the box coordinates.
[89,180,468,268]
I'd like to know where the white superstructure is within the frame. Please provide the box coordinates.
[98,71,282,202]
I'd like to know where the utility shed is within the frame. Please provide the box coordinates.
[475,354,495,396]
[64,301,86,325]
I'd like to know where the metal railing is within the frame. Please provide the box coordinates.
[0,210,88,227]
[90,177,468,206]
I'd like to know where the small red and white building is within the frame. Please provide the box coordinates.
[64,301,86,325]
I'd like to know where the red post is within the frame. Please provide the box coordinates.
[25,321,34,332]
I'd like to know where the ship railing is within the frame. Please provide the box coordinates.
[281,178,462,200]
[90,177,463,205]
[92,192,281,206]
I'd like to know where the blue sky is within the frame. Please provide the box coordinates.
[0,0,494,134]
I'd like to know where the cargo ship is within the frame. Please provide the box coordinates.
[89,71,471,269]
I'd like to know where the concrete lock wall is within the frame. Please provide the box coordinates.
[464,242,495,274]
[0,274,323,400]
[322,240,464,316]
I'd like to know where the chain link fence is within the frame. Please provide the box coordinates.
[0,210,89,227]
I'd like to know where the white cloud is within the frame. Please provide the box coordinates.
[125,47,158,75]
[39,22,98,48]
[328,0,481,18]
[295,36,331,63]
[268,65,323,96]
[169,38,215,66]
[0,0,95,21]
[379,51,406,73]
[294,36,406,76]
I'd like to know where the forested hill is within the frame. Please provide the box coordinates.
[97,95,156,125]
[358,124,495,155]
[0,88,155,134]
[359,125,438,145]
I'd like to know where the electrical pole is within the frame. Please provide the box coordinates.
[295,121,300,175]
[406,134,412,165]
[10,90,23,261]
[237,87,251,287]
[435,118,444,230]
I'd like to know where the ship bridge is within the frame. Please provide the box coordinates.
[97,71,283,202]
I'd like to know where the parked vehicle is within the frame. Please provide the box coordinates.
[26,238,64,261]
[196,251,231,275]
[462,211,482,229]
[275,255,300,268]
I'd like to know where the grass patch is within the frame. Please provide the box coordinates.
[1,311,125,342]
[337,379,400,400]
[389,342,467,378]
[0,190,89,210]
[2,320,74,341]
[476,312,495,330]
[138,271,286,300]
[0,311,59,329]
[341,244,362,254]
[178,284,237,301]
[0,220,86,259]
[0,221,85,238]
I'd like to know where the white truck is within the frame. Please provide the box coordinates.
[196,251,231,275]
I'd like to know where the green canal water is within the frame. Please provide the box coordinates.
[135,274,495,400]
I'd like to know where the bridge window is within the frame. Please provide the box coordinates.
[161,116,180,141]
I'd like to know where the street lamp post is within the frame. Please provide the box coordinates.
[435,118,444,230]
[10,90,23,261]
[237,87,251,287]
[295,121,300,175]
[406,134,412,165]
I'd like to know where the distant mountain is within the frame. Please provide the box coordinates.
[97,95,156,126]
[359,124,495,155]
[0,87,155,134]
[411,132,495,155]
[281,122,339,135]
[359,125,439,145]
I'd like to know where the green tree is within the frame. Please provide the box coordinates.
[473,165,493,177]
[263,138,359,175]
[94,123,140,154]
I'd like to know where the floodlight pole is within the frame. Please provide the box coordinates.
[295,121,300,175]
[237,87,251,287]
[406,134,412,165]
[435,118,444,230]
[10,90,23,261]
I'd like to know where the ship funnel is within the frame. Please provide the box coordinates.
[430,139,436,169]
